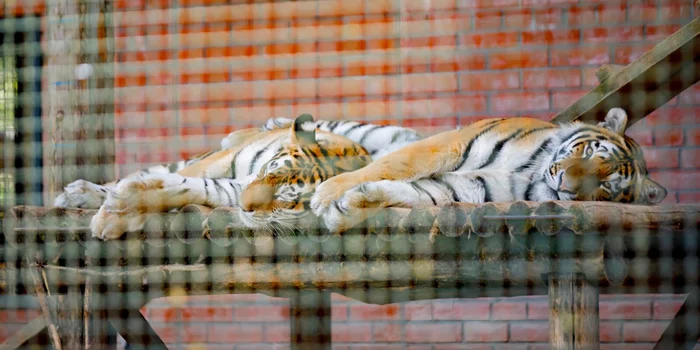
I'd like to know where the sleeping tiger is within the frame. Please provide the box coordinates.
[54,114,421,240]
[310,108,668,233]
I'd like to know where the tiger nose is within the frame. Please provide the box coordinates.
[240,182,274,212]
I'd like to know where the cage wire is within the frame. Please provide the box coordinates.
[0,0,699,349]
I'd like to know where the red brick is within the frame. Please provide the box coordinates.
[373,323,404,342]
[681,149,700,169]
[646,107,700,126]
[660,2,692,21]
[649,171,700,190]
[550,46,610,67]
[503,9,530,29]
[600,322,622,343]
[181,306,233,322]
[552,90,587,110]
[404,301,432,320]
[533,8,563,28]
[265,323,291,343]
[640,148,679,169]
[208,324,264,343]
[628,3,658,22]
[182,325,207,343]
[597,4,626,24]
[432,300,490,320]
[528,301,549,320]
[687,128,700,146]
[460,32,519,49]
[406,323,462,343]
[349,304,401,321]
[491,302,527,320]
[151,325,178,343]
[490,50,548,69]
[646,25,683,41]
[233,305,290,322]
[509,322,549,342]
[582,26,644,43]
[679,86,700,105]
[148,308,179,323]
[463,321,508,342]
[614,44,655,64]
[653,300,684,320]
[493,92,550,113]
[654,128,685,147]
[622,322,667,342]
[460,71,520,91]
[567,6,597,26]
[678,192,700,203]
[333,305,348,321]
[523,68,581,89]
[474,9,502,29]
[522,29,580,45]
[626,128,654,146]
[332,324,372,343]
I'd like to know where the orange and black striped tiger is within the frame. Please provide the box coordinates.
[311,108,668,232]
[72,114,418,240]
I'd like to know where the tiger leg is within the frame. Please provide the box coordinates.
[90,172,254,240]
[320,172,501,232]
[310,128,465,215]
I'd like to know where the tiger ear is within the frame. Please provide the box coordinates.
[640,178,667,205]
[290,113,317,145]
[598,108,628,135]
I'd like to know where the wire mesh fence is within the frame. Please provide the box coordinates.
[0,0,699,349]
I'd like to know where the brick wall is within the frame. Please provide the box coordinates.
[2,0,700,348]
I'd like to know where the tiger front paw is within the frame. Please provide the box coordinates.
[89,177,159,240]
[318,183,387,233]
[54,179,109,209]
[310,173,362,216]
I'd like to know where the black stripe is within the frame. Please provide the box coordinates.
[342,123,366,136]
[228,181,240,200]
[213,180,233,206]
[249,140,278,175]
[478,129,524,169]
[432,177,459,202]
[327,121,341,133]
[203,179,210,198]
[358,125,384,145]
[475,176,492,202]
[524,182,534,201]
[515,138,554,172]
[514,126,556,141]
[559,127,598,148]
[411,182,437,205]
[453,119,503,171]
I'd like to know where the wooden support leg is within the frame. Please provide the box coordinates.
[653,291,700,350]
[290,290,332,350]
[106,308,167,350]
[548,273,600,350]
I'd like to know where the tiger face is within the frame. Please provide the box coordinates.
[545,108,667,204]
[238,114,372,232]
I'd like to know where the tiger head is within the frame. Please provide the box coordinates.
[238,114,372,232]
[546,108,667,204]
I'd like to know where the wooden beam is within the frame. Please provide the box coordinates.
[595,64,625,83]
[551,17,700,127]
[291,290,332,350]
[105,308,167,350]
[548,273,600,350]
[0,316,47,350]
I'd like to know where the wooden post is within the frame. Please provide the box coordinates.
[290,290,332,350]
[548,273,600,350]
[44,0,114,203]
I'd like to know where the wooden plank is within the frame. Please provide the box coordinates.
[290,290,332,350]
[551,17,700,127]
[653,292,700,350]
[548,273,600,350]
[595,64,624,83]
[0,316,46,350]
[106,308,167,350]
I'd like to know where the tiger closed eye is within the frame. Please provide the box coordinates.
[585,147,594,156]
[601,181,611,188]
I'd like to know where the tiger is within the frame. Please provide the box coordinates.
[61,114,421,240]
[310,108,668,233]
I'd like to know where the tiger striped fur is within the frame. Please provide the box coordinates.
[310,108,668,233]
[62,114,420,240]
